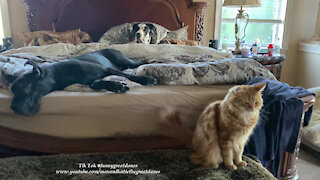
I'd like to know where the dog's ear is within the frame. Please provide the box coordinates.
[146,23,157,44]
[132,23,140,32]
[146,23,156,31]
[129,23,140,41]
[25,60,44,78]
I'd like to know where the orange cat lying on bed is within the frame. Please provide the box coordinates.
[18,29,91,46]
[161,83,266,170]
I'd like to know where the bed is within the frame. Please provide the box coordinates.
[0,0,316,179]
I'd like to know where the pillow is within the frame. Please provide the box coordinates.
[166,26,188,40]
[98,23,133,44]
[149,23,170,44]
[18,29,91,46]
[98,22,169,45]
[159,38,200,46]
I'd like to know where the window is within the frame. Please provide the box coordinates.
[0,6,4,44]
[218,0,288,48]
[0,0,11,45]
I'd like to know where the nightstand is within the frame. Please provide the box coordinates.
[252,55,286,80]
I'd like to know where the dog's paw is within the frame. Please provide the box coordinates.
[90,80,129,93]
[137,76,160,85]
[111,82,129,94]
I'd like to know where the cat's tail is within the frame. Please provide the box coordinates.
[159,107,193,149]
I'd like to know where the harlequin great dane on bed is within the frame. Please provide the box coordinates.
[10,49,158,116]
[130,23,157,44]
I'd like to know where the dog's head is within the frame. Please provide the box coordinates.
[130,23,156,44]
[10,61,45,116]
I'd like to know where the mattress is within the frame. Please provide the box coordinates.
[0,85,232,138]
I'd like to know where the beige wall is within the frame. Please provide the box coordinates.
[7,0,28,48]
[6,0,320,86]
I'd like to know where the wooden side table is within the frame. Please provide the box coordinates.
[252,55,286,80]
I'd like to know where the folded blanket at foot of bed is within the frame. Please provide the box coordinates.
[0,150,276,180]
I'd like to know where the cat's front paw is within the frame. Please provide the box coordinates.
[226,164,237,170]
[190,153,202,165]
[236,161,247,167]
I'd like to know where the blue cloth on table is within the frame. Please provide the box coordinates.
[243,77,314,178]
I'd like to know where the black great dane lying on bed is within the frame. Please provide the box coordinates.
[10,49,158,116]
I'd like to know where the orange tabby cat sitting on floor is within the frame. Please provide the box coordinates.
[160,83,266,170]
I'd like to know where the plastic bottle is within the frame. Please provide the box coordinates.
[255,39,261,53]
[274,37,280,55]
[267,44,274,56]
[241,40,246,49]
[252,43,258,56]
[222,37,227,52]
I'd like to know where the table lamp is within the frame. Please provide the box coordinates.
[223,0,262,54]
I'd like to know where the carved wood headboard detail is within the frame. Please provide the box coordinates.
[21,0,208,42]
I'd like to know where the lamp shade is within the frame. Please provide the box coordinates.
[223,0,262,7]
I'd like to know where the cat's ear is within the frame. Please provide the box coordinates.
[233,86,244,94]
[253,83,266,92]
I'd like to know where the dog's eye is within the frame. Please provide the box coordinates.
[144,26,150,32]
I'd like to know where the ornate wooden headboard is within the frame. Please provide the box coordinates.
[21,0,209,42]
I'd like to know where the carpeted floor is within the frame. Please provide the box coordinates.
[0,150,276,180]
[297,148,320,180]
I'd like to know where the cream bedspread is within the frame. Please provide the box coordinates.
[0,85,232,138]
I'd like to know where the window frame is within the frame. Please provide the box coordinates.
[214,0,292,51]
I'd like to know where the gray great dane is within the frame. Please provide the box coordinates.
[10,49,158,116]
